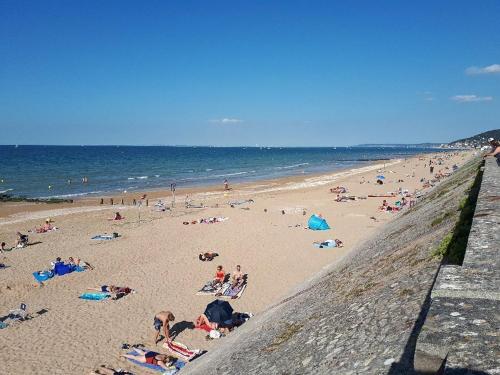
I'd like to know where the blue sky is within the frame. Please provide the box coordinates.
[1,1,499,146]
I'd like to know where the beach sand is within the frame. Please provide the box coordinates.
[0,151,473,374]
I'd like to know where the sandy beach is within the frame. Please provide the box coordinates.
[0,151,473,375]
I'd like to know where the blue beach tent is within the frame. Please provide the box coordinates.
[308,215,330,230]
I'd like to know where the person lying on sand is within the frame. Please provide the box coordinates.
[87,285,132,294]
[121,348,176,370]
[195,313,218,330]
[89,365,132,375]
[330,186,347,194]
[68,257,94,270]
[213,265,225,285]
[199,252,219,261]
[335,195,348,202]
[35,219,56,233]
[231,265,244,288]
[153,311,175,344]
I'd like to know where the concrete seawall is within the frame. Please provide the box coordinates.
[183,156,494,375]
[414,157,499,374]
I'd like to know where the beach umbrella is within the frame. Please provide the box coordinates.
[204,300,233,324]
[376,175,385,180]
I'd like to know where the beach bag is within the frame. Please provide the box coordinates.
[209,330,221,339]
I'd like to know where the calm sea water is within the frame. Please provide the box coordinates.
[0,146,444,199]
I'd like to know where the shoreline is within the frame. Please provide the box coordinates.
[0,158,400,222]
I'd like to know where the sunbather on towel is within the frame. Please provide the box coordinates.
[213,265,225,285]
[36,220,55,233]
[90,365,132,375]
[121,348,176,370]
[87,285,132,294]
[153,311,175,344]
[199,252,219,261]
[231,265,244,288]
[68,257,94,270]
[195,314,218,330]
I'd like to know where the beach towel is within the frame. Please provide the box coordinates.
[0,321,8,329]
[163,340,202,361]
[221,283,247,299]
[199,217,228,224]
[32,270,54,283]
[313,240,337,249]
[229,199,254,206]
[79,292,111,301]
[91,234,118,240]
[196,281,228,296]
[125,350,185,374]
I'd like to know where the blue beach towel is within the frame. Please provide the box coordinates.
[126,350,186,373]
[33,271,54,283]
[0,321,8,329]
[79,292,110,301]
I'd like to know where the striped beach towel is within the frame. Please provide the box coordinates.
[163,340,202,361]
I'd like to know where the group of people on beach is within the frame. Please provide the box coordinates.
[1,146,496,375]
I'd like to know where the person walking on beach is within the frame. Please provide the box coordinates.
[224,179,229,190]
[153,311,175,344]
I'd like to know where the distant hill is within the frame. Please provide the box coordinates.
[447,129,500,148]
[354,143,441,148]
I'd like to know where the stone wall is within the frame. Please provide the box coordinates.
[183,157,487,375]
[414,157,499,375]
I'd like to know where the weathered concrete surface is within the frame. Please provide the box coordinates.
[183,158,484,375]
[415,157,500,375]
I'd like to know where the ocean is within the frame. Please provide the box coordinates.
[0,145,444,199]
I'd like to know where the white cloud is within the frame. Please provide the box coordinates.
[465,64,500,75]
[451,94,493,103]
[209,118,243,124]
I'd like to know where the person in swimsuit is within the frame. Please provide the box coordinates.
[121,348,175,370]
[213,265,225,285]
[231,265,244,288]
[153,311,175,344]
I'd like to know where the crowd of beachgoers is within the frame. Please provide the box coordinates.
[0,149,482,374]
